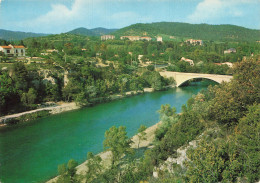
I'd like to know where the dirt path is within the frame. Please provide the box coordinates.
[0,102,79,125]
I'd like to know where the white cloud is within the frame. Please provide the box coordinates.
[187,0,257,24]
[17,0,154,32]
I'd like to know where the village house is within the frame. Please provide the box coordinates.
[41,49,59,56]
[185,39,203,46]
[180,57,194,66]
[101,35,115,41]
[224,48,236,54]
[0,44,25,56]
[120,36,141,41]
[157,36,163,42]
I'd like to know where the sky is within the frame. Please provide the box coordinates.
[0,0,259,34]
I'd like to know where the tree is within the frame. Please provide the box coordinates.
[12,62,28,91]
[21,88,37,106]
[103,126,134,167]
[85,152,102,182]
[156,104,178,140]
[56,159,79,183]
[137,125,147,149]
[235,104,260,182]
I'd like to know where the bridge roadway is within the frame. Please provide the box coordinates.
[159,71,233,87]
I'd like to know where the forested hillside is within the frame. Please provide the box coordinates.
[0,29,49,41]
[114,22,260,42]
[67,27,118,36]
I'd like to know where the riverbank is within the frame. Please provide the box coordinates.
[47,121,161,183]
[0,86,175,127]
[0,102,80,126]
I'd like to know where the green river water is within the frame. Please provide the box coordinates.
[0,84,210,183]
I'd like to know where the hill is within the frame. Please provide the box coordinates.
[90,27,118,36]
[0,29,49,41]
[113,22,260,42]
[67,27,117,36]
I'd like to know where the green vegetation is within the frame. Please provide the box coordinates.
[114,22,260,42]
[53,58,259,183]
[1,28,260,120]
[0,29,49,41]
[67,27,117,36]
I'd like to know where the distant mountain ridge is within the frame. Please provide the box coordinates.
[67,27,118,36]
[113,22,260,42]
[0,29,49,41]
[1,22,260,42]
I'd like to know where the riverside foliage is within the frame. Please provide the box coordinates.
[55,58,259,183]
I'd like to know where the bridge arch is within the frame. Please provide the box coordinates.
[177,77,220,87]
[159,71,233,87]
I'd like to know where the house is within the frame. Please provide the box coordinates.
[46,49,58,53]
[224,48,236,54]
[101,35,115,41]
[120,36,140,41]
[214,62,233,68]
[157,36,163,42]
[180,57,194,66]
[185,39,203,46]
[138,55,143,61]
[0,44,25,56]
[41,49,58,56]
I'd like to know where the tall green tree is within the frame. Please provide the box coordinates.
[103,126,134,167]
[137,125,147,149]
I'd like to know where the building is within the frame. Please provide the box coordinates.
[120,36,141,41]
[101,35,115,41]
[224,48,236,54]
[140,37,152,41]
[157,36,163,42]
[185,39,203,46]
[180,57,194,66]
[214,62,233,68]
[0,44,25,56]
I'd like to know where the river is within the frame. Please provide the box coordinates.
[0,83,211,183]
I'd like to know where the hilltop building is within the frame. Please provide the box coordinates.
[224,48,236,54]
[120,36,152,41]
[180,57,194,66]
[120,36,140,41]
[101,35,115,41]
[0,44,25,56]
[185,39,203,45]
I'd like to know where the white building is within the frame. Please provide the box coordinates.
[157,36,163,42]
[185,39,203,46]
[101,35,115,41]
[0,44,25,56]
[224,48,236,54]
[181,57,194,66]
[120,36,141,41]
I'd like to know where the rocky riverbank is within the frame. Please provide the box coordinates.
[0,102,80,126]
[0,86,175,127]
[47,121,162,183]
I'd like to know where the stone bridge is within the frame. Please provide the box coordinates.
[159,71,233,87]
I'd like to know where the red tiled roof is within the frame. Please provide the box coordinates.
[0,46,12,49]
[14,46,25,48]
